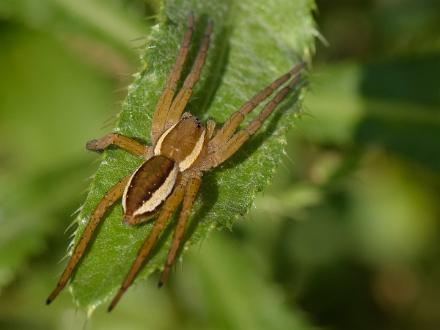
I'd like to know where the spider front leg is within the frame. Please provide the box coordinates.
[163,20,214,129]
[46,174,131,304]
[209,62,304,150]
[108,180,186,312]
[151,13,194,143]
[86,133,151,158]
[206,72,303,169]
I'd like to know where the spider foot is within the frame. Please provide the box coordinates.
[86,139,105,153]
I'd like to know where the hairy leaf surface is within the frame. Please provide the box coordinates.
[70,0,316,309]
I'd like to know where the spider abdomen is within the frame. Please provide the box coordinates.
[122,155,178,223]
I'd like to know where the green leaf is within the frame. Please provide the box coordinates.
[69,0,316,309]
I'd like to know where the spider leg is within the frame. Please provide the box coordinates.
[209,62,304,150]
[86,133,151,157]
[151,13,195,143]
[108,180,186,312]
[164,20,214,128]
[46,175,131,305]
[206,74,302,169]
[158,175,201,287]
[206,119,216,139]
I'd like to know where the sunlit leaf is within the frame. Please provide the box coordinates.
[69,0,316,308]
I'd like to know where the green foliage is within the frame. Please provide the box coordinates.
[69,0,315,309]
[0,24,119,291]
[0,0,151,59]
[303,56,440,172]
[178,235,311,330]
[2,0,439,329]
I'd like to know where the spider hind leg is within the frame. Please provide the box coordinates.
[108,181,186,312]
[158,176,201,287]
[46,175,131,305]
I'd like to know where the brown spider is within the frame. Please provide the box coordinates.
[46,13,304,311]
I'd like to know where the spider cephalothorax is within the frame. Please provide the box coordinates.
[47,13,305,311]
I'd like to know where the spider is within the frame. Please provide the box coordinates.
[46,13,305,311]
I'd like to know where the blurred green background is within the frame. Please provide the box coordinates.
[1,0,439,329]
